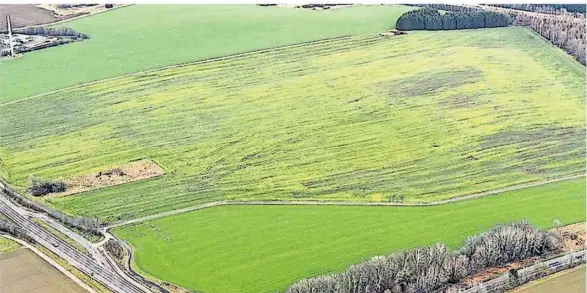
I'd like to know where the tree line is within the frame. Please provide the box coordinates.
[2,182,102,236]
[410,4,481,13]
[12,27,90,39]
[486,4,586,14]
[286,220,562,293]
[0,219,33,243]
[477,5,586,65]
[396,8,512,31]
[516,13,586,65]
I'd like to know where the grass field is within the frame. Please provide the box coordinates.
[0,236,20,253]
[113,178,586,293]
[0,248,86,293]
[0,4,415,103]
[1,27,584,223]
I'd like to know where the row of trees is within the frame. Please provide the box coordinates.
[13,27,90,39]
[0,219,33,243]
[516,13,586,65]
[472,5,586,65]
[2,182,102,236]
[396,9,512,31]
[411,4,481,13]
[487,4,586,15]
[286,220,561,293]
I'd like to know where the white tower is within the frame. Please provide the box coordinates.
[6,14,15,57]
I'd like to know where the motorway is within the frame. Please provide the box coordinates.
[0,189,149,293]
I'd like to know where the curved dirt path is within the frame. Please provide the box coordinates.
[107,174,584,229]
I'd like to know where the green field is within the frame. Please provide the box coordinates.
[0,4,415,103]
[1,27,584,223]
[0,237,20,253]
[113,178,586,293]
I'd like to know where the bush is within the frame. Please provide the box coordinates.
[105,239,125,261]
[29,176,67,196]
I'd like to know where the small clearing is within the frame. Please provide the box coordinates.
[50,160,164,197]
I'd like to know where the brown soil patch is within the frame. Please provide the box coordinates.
[0,4,121,31]
[0,248,85,293]
[0,5,63,30]
[49,160,165,197]
[555,222,585,252]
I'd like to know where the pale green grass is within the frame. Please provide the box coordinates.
[113,178,586,293]
[1,27,584,223]
[0,236,20,253]
[0,4,415,103]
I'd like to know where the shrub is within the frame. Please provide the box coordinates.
[29,175,67,196]
[105,239,125,261]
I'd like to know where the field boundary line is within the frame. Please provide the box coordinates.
[1,234,98,293]
[1,34,353,107]
[107,174,584,229]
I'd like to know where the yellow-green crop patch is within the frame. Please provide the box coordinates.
[1,27,584,222]
[0,4,416,103]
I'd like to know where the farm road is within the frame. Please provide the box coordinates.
[108,174,584,229]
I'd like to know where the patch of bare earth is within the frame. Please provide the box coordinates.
[457,223,585,287]
[49,160,165,197]
[0,5,63,30]
[555,222,585,251]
